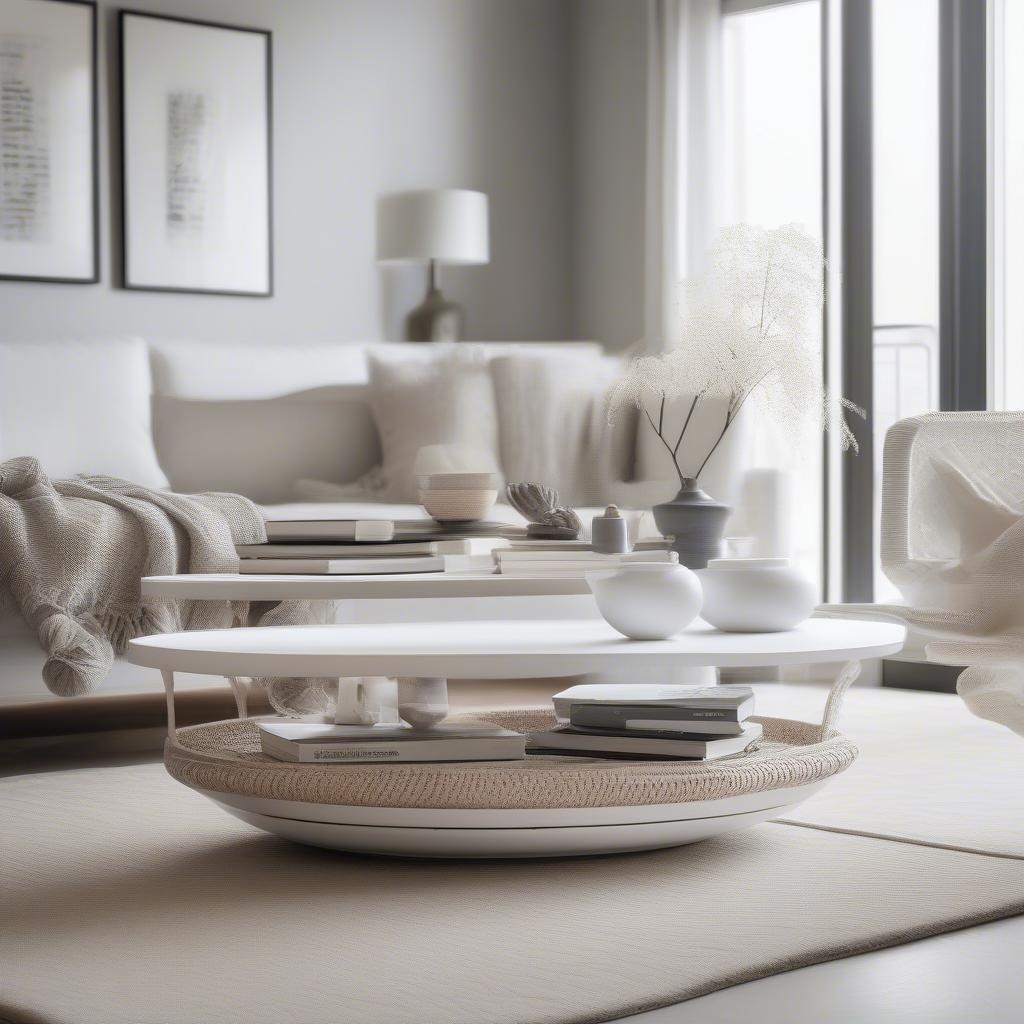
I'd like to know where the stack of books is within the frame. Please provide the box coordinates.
[256,685,758,766]
[258,718,526,763]
[495,539,676,577]
[528,684,761,760]
[238,516,517,575]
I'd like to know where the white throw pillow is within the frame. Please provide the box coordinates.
[361,345,502,503]
[0,338,169,488]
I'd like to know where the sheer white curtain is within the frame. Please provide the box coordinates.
[642,1,809,566]
[644,0,723,351]
[641,1,747,512]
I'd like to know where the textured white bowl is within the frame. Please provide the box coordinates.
[697,558,816,632]
[586,563,703,640]
[419,487,498,522]
[416,472,501,491]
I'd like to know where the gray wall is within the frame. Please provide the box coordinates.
[570,0,648,351]
[0,0,574,344]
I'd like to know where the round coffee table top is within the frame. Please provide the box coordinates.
[129,617,905,680]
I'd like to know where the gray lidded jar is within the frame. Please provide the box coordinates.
[591,505,629,554]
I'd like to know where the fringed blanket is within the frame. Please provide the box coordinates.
[0,456,324,698]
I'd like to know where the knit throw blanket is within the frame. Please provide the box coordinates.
[0,456,326,699]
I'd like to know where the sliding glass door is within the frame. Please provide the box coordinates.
[719,0,983,604]
[871,0,941,600]
[992,0,1024,410]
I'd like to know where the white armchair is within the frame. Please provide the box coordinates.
[828,411,1024,737]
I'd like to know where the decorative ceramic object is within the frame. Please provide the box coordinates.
[397,676,449,728]
[653,485,731,569]
[334,677,400,726]
[591,505,629,554]
[698,557,816,632]
[586,562,703,640]
[506,482,582,540]
[418,472,499,521]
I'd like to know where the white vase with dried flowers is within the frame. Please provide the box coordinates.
[608,223,860,568]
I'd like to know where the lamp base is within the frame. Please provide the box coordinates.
[406,287,463,342]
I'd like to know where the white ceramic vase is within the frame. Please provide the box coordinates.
[586,563,703,640]
[697,557,816,633]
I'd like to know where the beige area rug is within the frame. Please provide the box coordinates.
[2,688,1023,1024]
[757,685,1024,857]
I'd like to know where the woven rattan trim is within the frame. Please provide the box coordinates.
[164,708,857,811]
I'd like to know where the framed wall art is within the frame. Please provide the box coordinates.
[119,11,272,296]
[0,0,97,283]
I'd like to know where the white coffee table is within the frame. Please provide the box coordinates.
[129,616,903,732]
[129,618,904,857]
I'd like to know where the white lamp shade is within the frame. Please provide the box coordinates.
[376,189,489,265]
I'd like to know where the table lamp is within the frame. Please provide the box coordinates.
[377,189,490,342]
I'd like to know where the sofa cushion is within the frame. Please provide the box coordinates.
[361,345,503,503]
[0,338,169,488]
[153,390,380,503]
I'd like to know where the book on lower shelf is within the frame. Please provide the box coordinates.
[258,718,526,763]
[527,722,763,761]
[551,683,756,733]
[569,705,751,736]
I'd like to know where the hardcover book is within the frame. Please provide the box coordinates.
[258,718,526,763]
[495,550,676,576]
[552,684,755,725]
[497,549,676,563]
[570,704,749,736]
[527,722,763,760]
[266,518,519,543]
[239,556,444,575]
[235,538,502,558]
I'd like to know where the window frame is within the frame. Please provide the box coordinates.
[719,0,988,602]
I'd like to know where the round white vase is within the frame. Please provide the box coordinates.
[585,563,703,641]
[697,558,816,633]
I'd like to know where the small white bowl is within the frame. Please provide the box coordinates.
[697,557,816,632]
[586,562,703,640]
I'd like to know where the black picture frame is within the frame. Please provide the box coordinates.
[118,9,273,297]
[0,0,99,284]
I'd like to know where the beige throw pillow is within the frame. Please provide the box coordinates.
[361,346,502,503]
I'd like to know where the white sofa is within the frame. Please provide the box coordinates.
[0,337,755,718]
